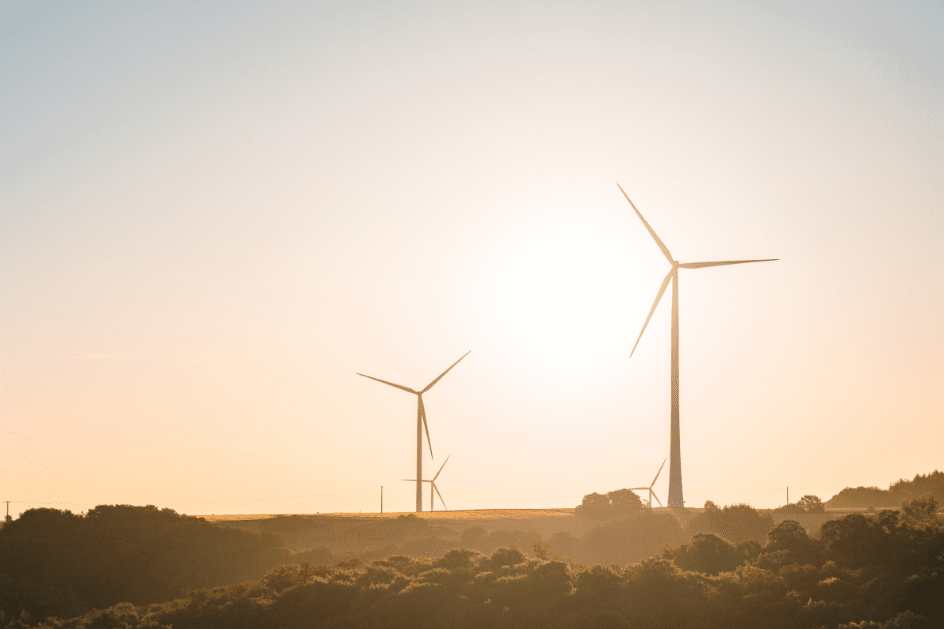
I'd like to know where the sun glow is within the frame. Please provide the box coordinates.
[497,225,639,367]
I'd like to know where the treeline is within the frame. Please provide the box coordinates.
[11,497,940,629]
[294,501,778,568]
[0,505,290,620]
[0,500,807,621]
[827,470,944,509]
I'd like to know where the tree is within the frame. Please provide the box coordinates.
[608,489,643,516]
[663,532,744,575]
[820,512,896,568]
[685,502,774,544]
[0,505,290,619]
[797,495,826,514]
[765,520,821,565]
[576,489,643,520]
[575,492,610,520]
[900,495,938,525]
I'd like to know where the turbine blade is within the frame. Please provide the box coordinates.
[631,269,674,357]
[421,351,471,393]
[678,259,778,269]
[420,397,433,459]
[356,373,417,394]
[652,492,663,508]
[618,184,673,263]
[402,479,416,482]
[650,457,668,488]
[433,454,451,481]
[628,487,649,491]
[432,482,448,511]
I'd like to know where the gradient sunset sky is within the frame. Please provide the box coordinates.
[1,0,941,516]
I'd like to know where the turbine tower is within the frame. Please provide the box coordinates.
[619,185,777,508]
[629,457,667,508]
[358,352,469,512]
[403,454,451,511]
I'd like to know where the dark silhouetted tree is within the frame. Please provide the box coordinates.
[663,532,744,575]
[797,494,826,513]
[686,502,774,544]
[576,488,643,520]
[764,519,822,565]
[900,495,938,525]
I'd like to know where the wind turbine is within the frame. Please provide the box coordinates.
[358,351,470,512]
[403,454,451,511]
[619,184,777,508]
[629,457,667,508]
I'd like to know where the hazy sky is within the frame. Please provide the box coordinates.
[2,0,941,516]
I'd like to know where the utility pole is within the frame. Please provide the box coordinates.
[4,501,10,522]
[380,486,383,514]
[787,487,789,505]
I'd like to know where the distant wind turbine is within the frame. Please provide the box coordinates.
[358,352,470,512]
[403,454,451,511]
[619,184,777,508]
[629,457,667,508]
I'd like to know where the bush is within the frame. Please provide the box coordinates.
[663,532,745,575]
[686,501,774,544]
[900,496,938,525]
[575,489,643,520]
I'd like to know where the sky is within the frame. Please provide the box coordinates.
[1,0,941,517]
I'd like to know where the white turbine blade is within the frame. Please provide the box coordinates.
[357,373,417,394]
[631,269,674,357]
[651,491,663,508]
[433,454,451,481]
[678,259,778,269]
[432,482,448,511]
[618,184,673,264]
[421,351,471,393]
[628,487,649,491]
[402,478,417,482]
[650,457,668,488]
[419,396,433,459]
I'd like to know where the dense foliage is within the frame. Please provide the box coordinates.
[827,471,944,509]
[0,505,289,620]
[686,500,775,544]
[9,500,939,629]
[574,488,644,520]
[774,495,828,515]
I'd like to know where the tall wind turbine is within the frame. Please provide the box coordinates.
[403,454,451,511]
[619,184,777,508]
[629,457,667,508]
[358,352,470,512]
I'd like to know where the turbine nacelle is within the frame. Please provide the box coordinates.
[619,184,778,359]
[357,352,470,461]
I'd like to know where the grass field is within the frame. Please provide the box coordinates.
[197,508,577,523]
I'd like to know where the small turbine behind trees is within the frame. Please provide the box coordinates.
[619,184,777,508]
[629,457,667,508]
[358,351,470,512]
[403,454,451,511]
